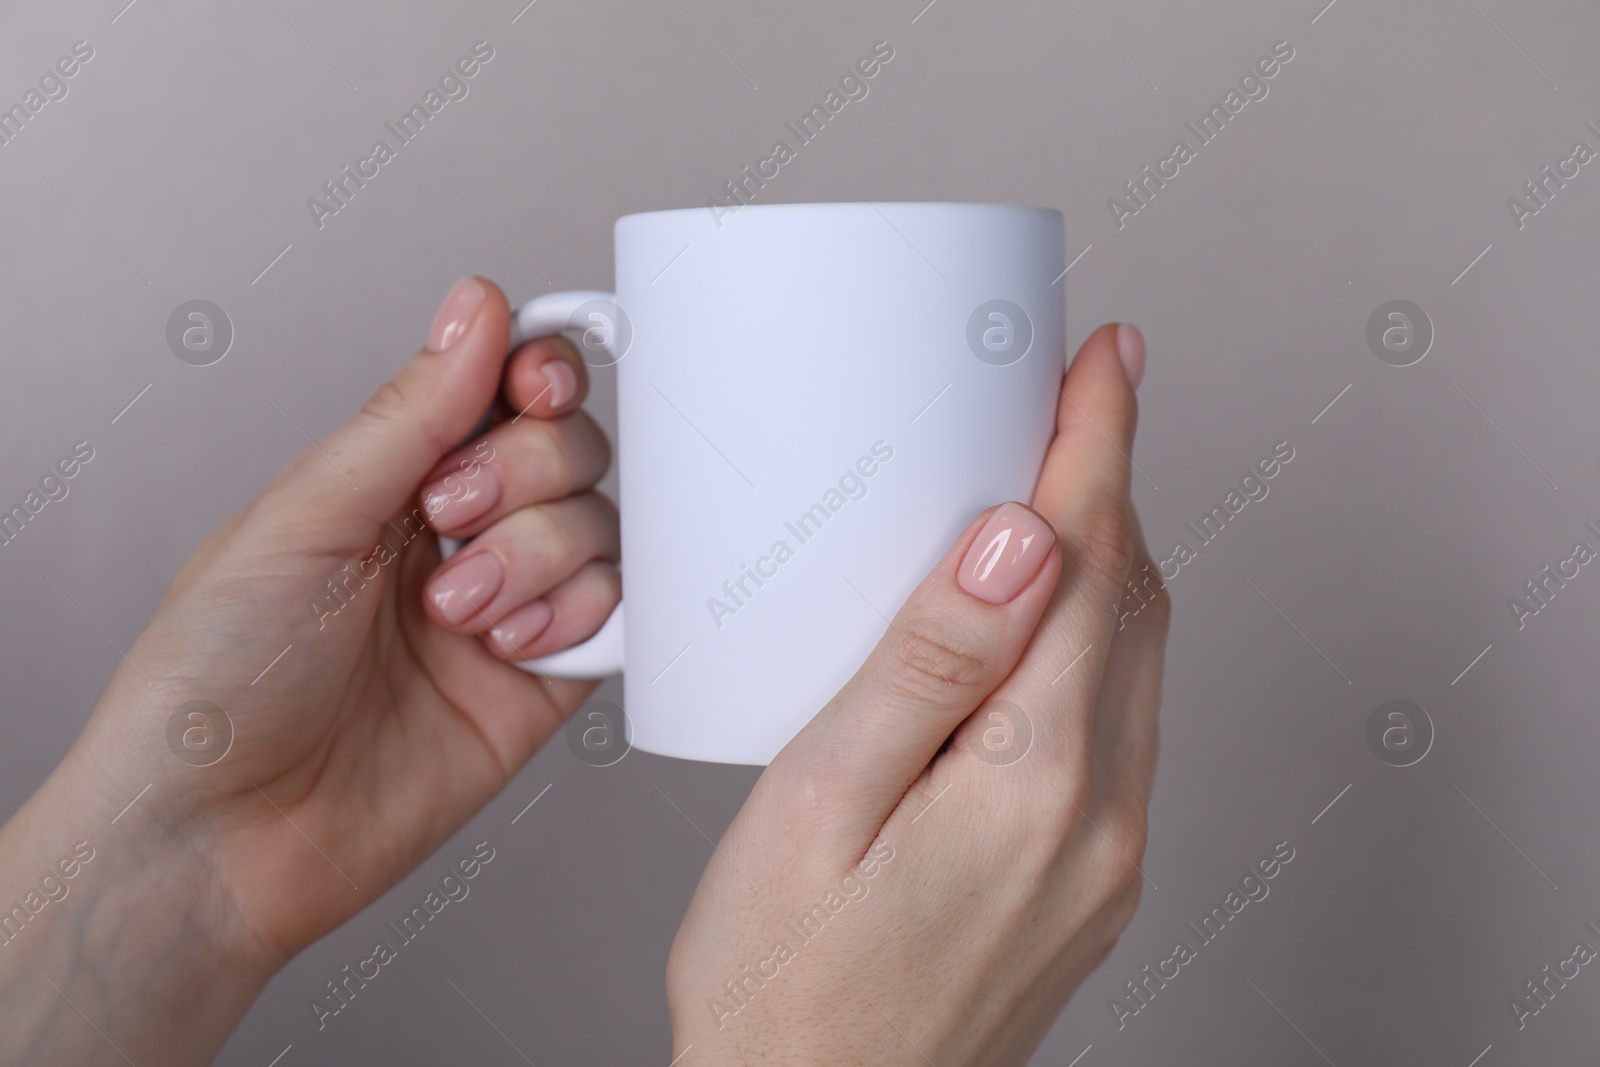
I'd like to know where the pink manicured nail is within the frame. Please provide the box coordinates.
[1116,323,1145,390]
[427,552,504,625]
[489,599,554,658]
[539,360,577,409]
[426,277,486,352]
[958,502,1056,604]
[422,465,501,531]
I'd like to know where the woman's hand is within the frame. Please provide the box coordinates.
[667,324,1166,1066]
[0,277,619,1065]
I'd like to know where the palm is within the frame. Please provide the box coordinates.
[124,498,594,966]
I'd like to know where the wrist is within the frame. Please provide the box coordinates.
[0,738,275,1065]
[68,699,289,976]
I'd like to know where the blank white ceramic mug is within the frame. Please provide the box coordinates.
[459,202,1065,764]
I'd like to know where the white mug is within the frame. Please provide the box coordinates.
[458,202,1065,764]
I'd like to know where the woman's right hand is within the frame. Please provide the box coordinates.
[666,323,1166,1066]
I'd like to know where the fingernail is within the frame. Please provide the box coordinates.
[426,277,486,353]
[421,465,501,531]
[959,502,1056,604]
[427,552,504,625]
[1116,323,1145,390]
[489,599,554,658]
[539,360,577,408]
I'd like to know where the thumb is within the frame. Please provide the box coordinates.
[253,276,512,556]
[765,501,1061,853]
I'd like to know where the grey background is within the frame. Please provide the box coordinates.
[2,0,1596,1063]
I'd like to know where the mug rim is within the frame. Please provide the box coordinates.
[617,201,1062,226]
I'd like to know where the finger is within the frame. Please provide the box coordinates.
[758,501,1061,856]
[1090,503,1168,807]
[1035,323,1141,595]
[483,559,620,663]
[505,335,589,419]
[981,323,1141,772]
[247,277,513,560]
[394,533,601,773]
[417,410,612,538]
[421,492,620,634]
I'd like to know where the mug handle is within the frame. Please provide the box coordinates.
[438,290,625,678]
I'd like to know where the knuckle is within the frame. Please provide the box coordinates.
[1144,584,1173,634]
[1087,932,1124,974]
[1102,800,1149,865]
[1073,502,1134,588]
[362,377,449,456]
[362,378,409,422]
[1120,561,1173,636]
[581,494,622,559]
[577,413,614,478]
[882,617,989,707]
[1088,807,1149,906]
[1044,788,1148,909]
[584,557,622,602]
[520,414,610,492]
[1105,876,1144,930]
[590,489,621,528]
[544,511,579,565]
[522,421,575,487]
[1120,566,1171,633]
[520,504,575,570]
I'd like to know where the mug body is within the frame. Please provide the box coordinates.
[611,202,1065,763]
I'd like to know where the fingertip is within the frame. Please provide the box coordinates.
[485,599,556,660]
[956,502,1059,605]
[411,275,514,448]
[424,550,505,631]
[470,274,509,317]
[542,360,578,409]
[1067,322,1123,375]
[485,561,618,662]
[1034,326,1141,540]
[1057,323,1137,440]
[508,336,588,417]
[425,276,510,354]
[1116,323,1145,390]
